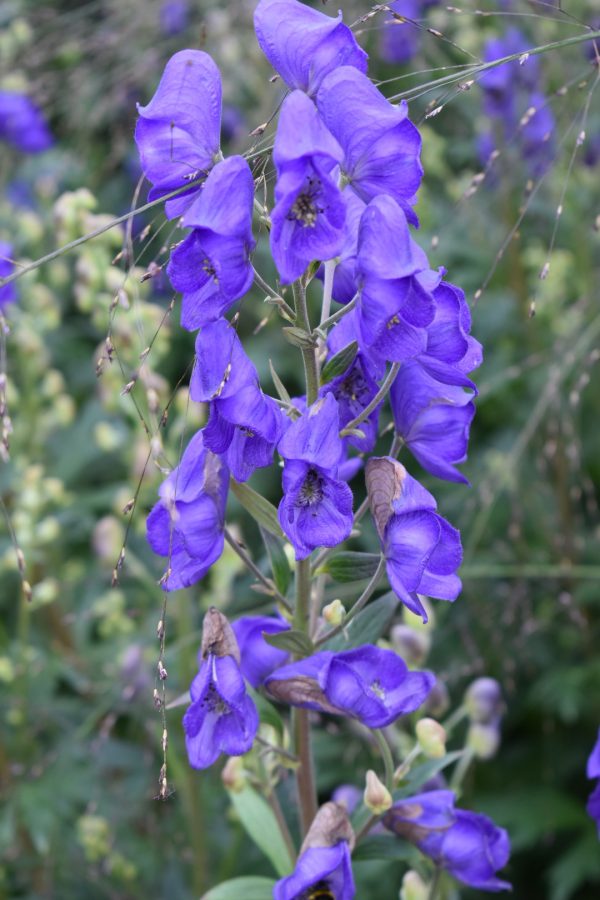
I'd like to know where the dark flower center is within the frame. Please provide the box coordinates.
[337,367,370,406]
[299,882,335,900]
[202,256,218,283]
[202,682,231,716]
[288,176,325,228]
[297,468,324,508]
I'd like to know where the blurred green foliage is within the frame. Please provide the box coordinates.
[1,1,599,898]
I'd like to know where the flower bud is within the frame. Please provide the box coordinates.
[221,756,246,792]
[464,677,503,724]
[363,770,393,815]
[416,717,446,759]
[400,870,429,900]
[423,680,450,718]
[322,599,345,626]
[467,722,501,760]
[390,624,430,666]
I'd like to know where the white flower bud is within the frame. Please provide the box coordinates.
[322,599,345,626]
[416,717,447,759]
[363,769,392,815]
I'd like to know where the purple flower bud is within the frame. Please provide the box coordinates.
[266,644,434,728]
[146,431,228,590]
[274,802,356,899]
[159,0,189,35]
[464,677,503,725]
[270,91,345,283]
[384,791,511,892]
[0,243,17,308]
[183,608,259,769]
[166,156,255,329]
[366,457,462,622]
[317,67,423,224]
[0,91,53,153]
[231,615,290,688]
[135,50,222,219]
[254,0,367,97]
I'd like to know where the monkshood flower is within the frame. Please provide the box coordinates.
[317,187,365,305]
[520,91,555,176]
[390,358,476,483]
[384,791,511,892]
[266,644,434,728]
[366,457,462,622]
[183,608,259,769]
[146,431,228,590]
[355,195,435,369]
[480,28,540,122]
[231,615,290,688]
[271,90,345,283]
[380,1,439,65]
[274,802,355,900]
[166,156,255,329]
[135,49,221,219]
[190,318,285,481]
[423,280,483,375]
[586,728,600,837]
[317,66,423,225]
[277,394,353,559]
[254,0,367,97]
[159,0,189,35]
[0,91,53,153]
[0,243,17,308]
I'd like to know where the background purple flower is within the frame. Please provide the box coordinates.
[0,91,53,153]
[0,243,17,308]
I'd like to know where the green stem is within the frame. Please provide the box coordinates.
[292,281,319,405]
[427,867,442,900]
[372,728,395,793]
[450,747,475,796]
[294,558,318,836]
[340,363,400,436]
[319,260,336,328]
[316,294,357,334]
[315,555,386,647]
[224,528,292,612]
[266,787,297,862]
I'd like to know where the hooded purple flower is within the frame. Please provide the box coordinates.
[317,187,365,305]
[135,49,221,219]
[254,0,367,97]
[266,644,434,728]
[384,791,511,892]
[190,318,285,481]
[277,394,353,560]
[423,280,483,375]
[587,728,600,836]
[270,91,345,283]
[317,66,423,225]
[380,1,439,65]
[390,358,476,484]
[146,431,228,590]
[0,92,53,153]
[166,155,255,329]
[366,457,462,622]
[231,615,290,688]
[0,243,17,308]
[183,608,259,769]
[274,802,356,900]
[355,195,435,371]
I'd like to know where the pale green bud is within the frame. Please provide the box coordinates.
[221,756,246,792]
[467,722,500,760]
[400,870,429,900]
[363,769,392,815]
[416,717,447,759]
[323,599,345,626]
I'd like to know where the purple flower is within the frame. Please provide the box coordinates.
[384,792,511,892]
[355,195,435,369]
[159,0,189,35]
[380,1,439,64]
[146,431,228,590]
[0,91,53,153]
[231,615,290,688]
[277,394,353,559]
[317,66,423,225]
[135,50,221,219]
[166,155,255,329]
[587,728,600,836]
[266,644,434,728]
[183,608,259,769]
[0,243,17,308]
[254,0,367,97]
[423,280,483,375]
[274,802,356,899]
[270,90,345,283]
[366,457,462,622]
[317,187,365,305]
[390,358,476,483]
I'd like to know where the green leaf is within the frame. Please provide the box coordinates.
[260,526,292,596]
[352,834,419,864]
[264,628,314,657]
[230,479,284,539]
[227,786,294,877]
[317,552,381,584]
[549,830,600,900]
[320,341,358,384]
[324,592,397,652]
[269,359,291,405]
[250,690,286,741]
[201,876,277,900]
[282,326,317,349]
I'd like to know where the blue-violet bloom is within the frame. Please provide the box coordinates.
[166,155,255,329]
[183,608,259,769]
[587,727,600,837]
[254,0,367,96]
[232,615,290,688]
[0,91,53,153]
[146,431,228,590]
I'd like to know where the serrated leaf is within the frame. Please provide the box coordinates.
[318,552,381,584]
[201,876,277,900]
[324,591,397,652]
[230,479,284,539]
[282,326,317,349]
[227,786,294,877]
[264,628,314,657]
[260,526,291,596]
[269,359,291,405]
[320,341,358,384]
[352,834,419,863]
